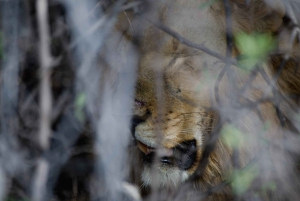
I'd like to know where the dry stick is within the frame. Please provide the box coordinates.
[32,0,53,201]
[37,0,52,150]
[66,0,130,200]
[69,0,127,50]
[0,1,21,199]
[214,66,227,106]
[286,2,299,26]
[223,1,241,182]
[122,1,142,11]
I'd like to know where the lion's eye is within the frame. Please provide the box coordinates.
[134,99,144,106]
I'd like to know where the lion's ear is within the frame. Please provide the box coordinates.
[263,0,285,16]
[263,9,284,33]
[234,0,285,33]
[212,0,285,33]
[269,0,300,29]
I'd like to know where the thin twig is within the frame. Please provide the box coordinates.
[33,0,53,200]
[0,0,21,199]
[37,0,53,150]
[214,67,227,106]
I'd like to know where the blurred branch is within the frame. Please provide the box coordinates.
[33,0,53,200]
[45,112,83,198]
[285,1,299,26]
[0,0,21,200]
[64,0,134,200]
[37,0,53,150]
[69,0,126,51]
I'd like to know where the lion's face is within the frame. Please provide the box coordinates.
[131,0,227,188]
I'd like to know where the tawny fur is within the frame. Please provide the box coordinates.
[107,0,300,200]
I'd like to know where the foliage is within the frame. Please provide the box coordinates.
[231,165,259,196]
[235,33,276,70]
[75,92,86,122]
[221,124,246,149]
[199,0,220,9]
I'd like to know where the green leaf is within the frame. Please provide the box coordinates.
[199,0,219,10]
[235,33,276,70]
[75,92,86,122]
[231,165,259,196]
[221,125,246,149]
[261,181,277,191]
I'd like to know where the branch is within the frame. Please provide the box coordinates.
[0,0,21,199]
[33,0,53,200]
[38,0,53,150]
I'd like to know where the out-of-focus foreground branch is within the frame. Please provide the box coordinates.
[32,0,53,201]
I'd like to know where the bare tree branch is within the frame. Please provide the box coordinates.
[0,0,21,199]
[32,0,53,200]
[37,0,53,150]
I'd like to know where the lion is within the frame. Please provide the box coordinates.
[103,0,300,200]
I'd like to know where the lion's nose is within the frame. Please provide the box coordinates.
[138,139,197,170]
[174,140,197,170]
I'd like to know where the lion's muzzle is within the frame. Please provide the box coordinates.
[132,118,197,171]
